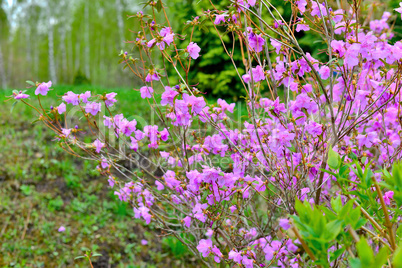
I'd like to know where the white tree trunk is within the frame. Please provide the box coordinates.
[60,27,67,83]
[115,0,125,47]
[0,43,7,89]
[48,22,57,84]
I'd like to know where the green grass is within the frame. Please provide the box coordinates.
[0,85,202,267]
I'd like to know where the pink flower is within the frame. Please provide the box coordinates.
[14,91,29,99]
[141,239,148,245]
[163,170,181,189]
[331,40,346,57]
[228,249,242,263]
[247,0,256,6]
[214,14,227,25]
[140,86,153,99]
[100,159,109,169]
[93,139,105,153]
[242,256,254,268]
[183,216,191,227]
[205,229,213,237]
[133,205,152,224]
[187,42,201,59]
[63,91,79,105]
[146,73,159,82]
[130,137,138,151]
[58,226,66,232]
[57,103,66,114]
[196,239,212,257]
[243,65,265,83]
[212,245,223,263]
[85,102,101,116]
[108,176,115,188]
[35,81,52,96]
[61,128,72,137]
[383,191,394,205]
[279,219,291,230]
[79,91,91,103]
[345,43,361,68]
[395,3,402,19]
[356,132,380,148]
[248,31,265,53]
[319,65,330,80]
[161,86,178,106]
[296,23,309,32]
[105,92,117,107]
[155,180,164,191]
[296,0,307,13]
[311,1,327,17]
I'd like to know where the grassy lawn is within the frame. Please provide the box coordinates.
[0,86,202,268]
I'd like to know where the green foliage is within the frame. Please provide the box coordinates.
[73,70,91,85]
[292,197,366,267]
[349,238,388,268]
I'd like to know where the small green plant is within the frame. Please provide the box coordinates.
[75,250,102,268]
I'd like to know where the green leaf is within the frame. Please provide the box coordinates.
[287,144,296,153]
[26,80,36,86]
[373,247,388,268]
[392,162,402,189]
[324,220,342,241]
[331,196,342,213]
[393,242,402,266]
[330,248,345,262]
[74,256,85,259]
[10,101,18,113]
[356,238,374,266]
[156,0,162,12]
[328,146,339,169]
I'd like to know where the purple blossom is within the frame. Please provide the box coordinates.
[229,249,242,263]
[140,86,153,99]
[58,226,66,232]
[63,91,79,105]
[14,91,29,99]
[183,216,191,227]
[248,31,265,53]
[85,102,101,116]
[35,81,52,96]
[279,219,291,230]
[61,128,72,137]
[57,103,66,114]
[196,239,212,257]
[187,42,201,59]
[214,14,227,25]
[296,0,307,13]
[79,91,91,103]
[134,205,152,224]
[383,191,394,205]
[105,92,117,107]
[155,180,164,191]
[163,170,181,189]
[161,86,178,106]
[319,66,331,80]
[296,23,310,32]
[93,139,105,153]
[395,4,402,19]
[108,176,115,188]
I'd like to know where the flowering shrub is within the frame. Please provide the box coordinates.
[9,0,402,266]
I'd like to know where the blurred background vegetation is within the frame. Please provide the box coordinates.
[0,0,400,266]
